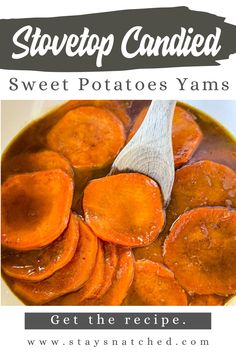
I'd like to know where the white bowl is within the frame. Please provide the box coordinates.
[1,100,236,306]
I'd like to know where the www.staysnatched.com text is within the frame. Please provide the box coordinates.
[26,336,209,348]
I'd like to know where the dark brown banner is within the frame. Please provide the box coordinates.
[25,312,211,330]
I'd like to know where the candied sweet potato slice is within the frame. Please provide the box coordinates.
[11,219,98,304]
[173,106,202,167]
[97,247,134,305]
[49,239,104,305]
[164,207,236,295]
[1,170,73,250]
[189,294,225,306]
[65,100,131,128]
[83,173,164,247]
[124,260,187,306]
[127,105,202,167]
[166,160,236,230]
[2,213,79,281]
[90,100,131,128]
[96,243,118,298]
[2,150,73,181]
[80,247,134,306]
[47,106,126,170]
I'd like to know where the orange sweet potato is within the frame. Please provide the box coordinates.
[166,160,236,231]
[96,243,118,298]
[1,169,73,250]
[83,173,164,247]
[127,105,202,167]
[48,239,104,305]
[11,219,98,304]
[189,294,226,306]
[79,247,134,306]
[91,100,131,128]
[47,106,126,170]
[2,213,79,281]
[66,100,131,128]
[2,150,73,181]
[164,207,236,295]
[172,106,203,167]
[124,260,187,306]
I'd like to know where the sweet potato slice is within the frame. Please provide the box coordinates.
[66,100,131,128]
[79,247,134,305]
[96,243,118,298]
[166,160,236,231]
[83,173,164,247]
[2,150,73,181]
[127,106,149,142]
[1,170,73,250]
[91,100,131,128]
[189,294,225,306]
[124,260,187,306]
[2,213,79,281]
[47,106,126,170]
[173,106,202,167]
[97,247,134,305]
[48,239,104,305]
[127,105,202,167]
[164,207,236,295]
[11,219,98,304]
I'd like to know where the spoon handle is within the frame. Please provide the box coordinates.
[111,100,176,205]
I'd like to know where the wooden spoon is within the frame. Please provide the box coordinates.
[111,100,176,205]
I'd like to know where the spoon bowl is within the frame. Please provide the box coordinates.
[111,100,176,205]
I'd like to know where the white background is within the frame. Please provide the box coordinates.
[1,1,236,353]
[1,306,236,354]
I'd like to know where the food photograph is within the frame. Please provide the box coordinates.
[1,100,236,306]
